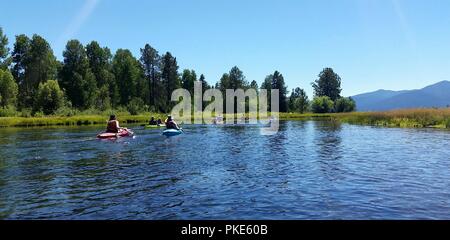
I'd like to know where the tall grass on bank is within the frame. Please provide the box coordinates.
[336,108,450,128]
[0,115,143,127]
[0,113,167,128]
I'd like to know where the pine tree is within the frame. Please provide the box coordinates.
[60,40,97,109]
[0,27,10,70]
[140,44,160,109]
[312,68,342,101]
[160,52,180,112]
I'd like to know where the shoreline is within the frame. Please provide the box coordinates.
[0,109,449,129]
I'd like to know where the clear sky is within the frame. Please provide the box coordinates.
[1,0,450,97]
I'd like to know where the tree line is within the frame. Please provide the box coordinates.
[0,27,354,117]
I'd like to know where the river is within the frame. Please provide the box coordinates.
[1,121,450,219]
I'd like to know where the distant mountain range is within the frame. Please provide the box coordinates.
[352,80,450,111]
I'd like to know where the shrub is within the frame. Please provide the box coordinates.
[0,106,17,117]
[19,108,32,117]
[335,97,356,113]
[78,107,102,116]
[0,69,18,108]
[54,106,79,117]
[35,80,65,115]
[311,96,334,113]
[33,110,44,117]
[127,98,145,115]
[288,87,309,113]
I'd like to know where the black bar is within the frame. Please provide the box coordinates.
[1,220,449,239]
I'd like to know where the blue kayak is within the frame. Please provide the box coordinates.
[162,129,183,137]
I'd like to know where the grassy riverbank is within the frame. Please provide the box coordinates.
[0,113,167,128]
[279,109,450,128]
[335,108,450,129]
[0,108,449,129]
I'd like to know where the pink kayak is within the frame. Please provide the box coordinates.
[97,129,134,139]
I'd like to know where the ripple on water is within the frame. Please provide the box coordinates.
[1,122,450,219]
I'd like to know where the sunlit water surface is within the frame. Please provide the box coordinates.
[1,121,450,219]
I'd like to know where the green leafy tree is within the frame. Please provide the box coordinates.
[246,80,260,111]
[218,73,230,93]
[229,66,248,89]
[160,52,180,112]
[218,66,249,91]
[60,40,97,109]
[312,68,342,101]
[86,41,116,108]
[250,80,259,93]
[311,96,334,113]
[86,41,113,87]
[135,67,148,107]
[27,35,58,94]
[261,75,272,110]
[0,27,10,70]
[216,73,229,111]
[181,69,197,95]
[0,69,18,107]
[217,66,249,113]
[270,71,288,112]
[288,88,297,110]
[260,71,288,112]
[199,74,210,93]
[11,34,57,108]
[198,74,211,110]
[289,87,309,113]
[35,80,64,115]
[127,97,145,115]
[298,89,309,113]
[11,34,30,85]
[96,85,111,111]
[112,49,144,106]
[261,75,271,90]
[140,44,160,108]
[335,97,356,113]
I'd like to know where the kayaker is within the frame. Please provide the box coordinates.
[106,114,124,133]
[149,117,157,125]
[157,119,163,125]
[165,115,181,130]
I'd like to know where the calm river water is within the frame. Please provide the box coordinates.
[1,121,450,219]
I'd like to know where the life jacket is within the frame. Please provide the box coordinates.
[166,119,177,129]
[106,120,118,133]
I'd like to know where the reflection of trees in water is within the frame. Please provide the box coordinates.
[313,120,344,181]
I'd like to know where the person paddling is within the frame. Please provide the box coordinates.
[106,115,125,133]
[165,115,181,130]
[149,116,157,125]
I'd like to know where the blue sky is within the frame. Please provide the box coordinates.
[1,0,450,97]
